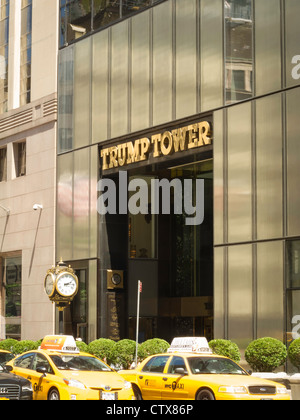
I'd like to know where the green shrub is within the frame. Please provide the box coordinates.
[113,339,137,369]
[139,338,170,359]
[88,338,116,365]
[245,338,287,372]
[0,339,18,353]
[209,339,241,363]
[13,340,39,355]
[76,340,89,353]
[288,338,300,370]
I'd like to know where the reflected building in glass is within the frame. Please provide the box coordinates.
[57,0,300,365]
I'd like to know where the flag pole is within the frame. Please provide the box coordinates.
[135,280,142,368]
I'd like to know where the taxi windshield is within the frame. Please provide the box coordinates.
[50,355,113,372]
[187,357,247,376]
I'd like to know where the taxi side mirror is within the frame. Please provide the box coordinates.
[174,368,188,376]
[36,366,47,376]
[4,365,13,373]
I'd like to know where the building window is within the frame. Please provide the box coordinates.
[60,0,165,47]
[0,0,9,113]
[225,0,253,104]
[0,255,22,340]
[0,147,7,182]
[20,0,32,106]
[14,141,26,177]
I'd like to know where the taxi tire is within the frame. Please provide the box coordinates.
[132,384,143,400]
[196,388,215,401]
[48,388,60,401]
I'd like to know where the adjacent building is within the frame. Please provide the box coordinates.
[2,0,300,364]
[0,0,58,340]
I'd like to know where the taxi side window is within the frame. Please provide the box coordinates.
[14,353,35,369]
[32,354,54,375]
[168,356,187,374]
[142,356,170,373]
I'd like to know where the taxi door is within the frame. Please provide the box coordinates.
[29,353,58,400]
[137,355,170,400]
[160,356,189,400]
[10,352,36,382]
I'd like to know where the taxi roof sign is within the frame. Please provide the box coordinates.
[168,337,212,354]
[40,335,79,353]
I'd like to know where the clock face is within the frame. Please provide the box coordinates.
[112,273,121,286]
[44,274,55,296]
[56,273,78,297]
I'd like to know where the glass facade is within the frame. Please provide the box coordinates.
[225,0,253,103]
[59,0,163,47]
[57,0,300,362]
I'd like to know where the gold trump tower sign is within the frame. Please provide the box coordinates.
[101,121,212,171]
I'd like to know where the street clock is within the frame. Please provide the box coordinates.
[44,261,79,306]
[44,260,79,335]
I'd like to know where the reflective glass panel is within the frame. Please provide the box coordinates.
[256,94,283,240]
[285,0,300,87]
[57,153,73,260]
[287,240,300,289]
[152,0,173,125]
[286,88,300,236]
[110,20,129,138]
[175,0,197,119]
[74,38,91,149]
[200,0,223,111]
[255,0,281,96]
[92,30,109,143]
[257,241,284,340]
[131,10,150,132]
[228,244,253,347]
[225,0,253,104]
[58,46,74,153]
[227,102,252,243]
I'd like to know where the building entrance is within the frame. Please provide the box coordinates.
[127,158,213,343]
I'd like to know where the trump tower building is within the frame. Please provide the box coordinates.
[56,0,300,358]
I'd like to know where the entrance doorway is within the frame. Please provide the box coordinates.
[127,158,213,343]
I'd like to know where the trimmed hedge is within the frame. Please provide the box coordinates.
[139,338,170,359]
[113,339,137,369]
[288,338,300,370]
[209,339,241,363]
[0,339,39,355]
[88,338,116,365]
[245,337,287,372]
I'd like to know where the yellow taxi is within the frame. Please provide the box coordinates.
[119,337,290,401]
[6,335,134,401]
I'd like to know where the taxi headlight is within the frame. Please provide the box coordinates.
[277,386,288,394]
[123,380,132,390]
[63,378,86,390]
[218,386,247,394]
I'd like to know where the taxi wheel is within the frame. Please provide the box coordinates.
[48,388,60,401]
[132,384,143,400]
[196,389,215,401]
